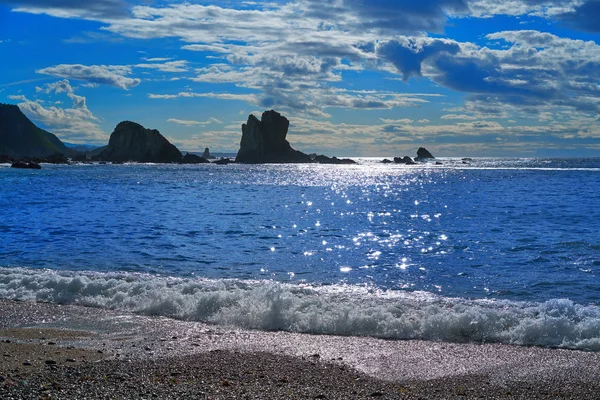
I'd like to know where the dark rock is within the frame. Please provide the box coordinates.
[72,153,88,162]
[381,159,393,164]
[462,157,472,161]
[394,156,416,165]
[0,154,15,163]
[45,360,57,365]
[0,103,76,159]
[201,147,216,160]
[314,155,356,164]
[93,121,182,163]
[11,161,41,169]
[235,110,312,163]
[415,147,435,161]
[436,161,443,165]
[181,152,209,164]
[43,152,70,164]
[214,158,233,165]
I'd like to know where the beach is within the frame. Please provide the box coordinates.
[2,299,600,399]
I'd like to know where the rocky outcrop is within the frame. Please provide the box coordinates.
[0,103,76,159]
[235,110,312,163]
[394,156,416,165]
[11,161,41,169]
[93,121,182,163]
[181,153,209,164]
[415,147,435,161]
[314,155,356,165]
[201,147,215,160]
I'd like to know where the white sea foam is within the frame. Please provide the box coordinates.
[1,267,600,350]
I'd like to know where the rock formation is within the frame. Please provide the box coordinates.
[394,156,416,165]
[201,147,216,160]
[235,110,312,163]
[313,155,356,165]
[181,152,209,164]
[415,147,435,161]
[0,103,76,159]
[11,161,41,169]
[94,121,182,163]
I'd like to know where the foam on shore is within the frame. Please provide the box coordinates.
[1,267,600,350]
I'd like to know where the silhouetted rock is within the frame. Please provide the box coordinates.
[201,147,216,160]
[0,155,15,163]
[214,158,234,165]
[11,161,41,169]
[93,121,182,163]
[72,153,88,162]
[394,156,416,165]
[235,110,312,163]
[381,159,393,164]
[181,153,209,164]
[415,147,435,161]
[314,155,356,164]
[0,103,75,159]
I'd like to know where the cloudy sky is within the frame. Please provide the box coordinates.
[1,0,600,156]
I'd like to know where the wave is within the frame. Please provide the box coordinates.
[1,267,600,351]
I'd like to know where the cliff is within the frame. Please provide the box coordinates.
[94,121,182,163]
[235,110,312,163]
[0,103,75,158]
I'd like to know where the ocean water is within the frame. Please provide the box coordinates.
[1,158,600,349]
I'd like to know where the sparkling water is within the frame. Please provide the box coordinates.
[1,158,600,349]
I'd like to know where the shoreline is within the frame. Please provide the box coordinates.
[2,300,600,398]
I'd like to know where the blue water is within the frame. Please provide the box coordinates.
[1,158,600,349]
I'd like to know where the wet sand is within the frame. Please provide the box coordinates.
[2,299,600,399]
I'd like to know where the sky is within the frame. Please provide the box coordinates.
[1,0,600,157]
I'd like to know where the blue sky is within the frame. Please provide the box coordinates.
[1,0,599,157]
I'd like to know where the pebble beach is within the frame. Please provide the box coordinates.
[2,299,600,399]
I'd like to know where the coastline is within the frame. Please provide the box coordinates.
[2,300,600,399]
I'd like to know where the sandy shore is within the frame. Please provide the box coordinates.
[2,300,600,399]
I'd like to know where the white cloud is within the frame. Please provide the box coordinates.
[12,80,107,143]
[135,60,188,73]
[181,44,230,53]
[167,117,221,126]
[36,64,140,90]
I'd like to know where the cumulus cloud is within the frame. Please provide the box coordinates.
[2,0,129,19]
[12,80,107,142]
[167,117,221,126]
[135,60,189,73]
[36,64,140,90]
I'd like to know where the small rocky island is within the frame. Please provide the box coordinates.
[93,121,182,163]
[236,110,355,164]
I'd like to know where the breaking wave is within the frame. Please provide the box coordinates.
[2,267,600,351]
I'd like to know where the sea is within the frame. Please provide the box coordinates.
[1,158,600,350]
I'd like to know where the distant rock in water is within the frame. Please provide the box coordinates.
[314,155,356,165]
[181,152,209,164]
[0,103,75,159]
[201,147,216,160]
[235,110,312,163]
[415,147,435,161]
[94,121,182,163]
[394,156,416,165]
[11,161,41,169]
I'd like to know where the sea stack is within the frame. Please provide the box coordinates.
[94,121,182,163]
[201,147,215,159]
[415,147,435,161]
[235,110,312,163]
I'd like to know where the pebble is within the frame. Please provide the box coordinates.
[45,360,57,365]
[23,361,32,366]
[66,358,76,362]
